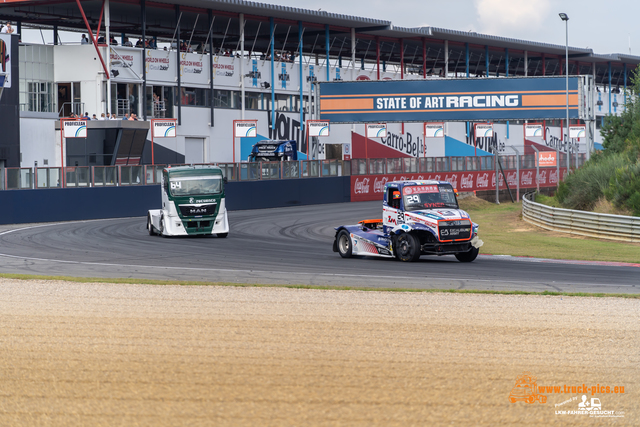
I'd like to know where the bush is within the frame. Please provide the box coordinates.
[606,162,640,215]
[556,153,629,211]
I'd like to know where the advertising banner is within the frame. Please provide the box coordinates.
[537,151,557,167]
[234,120,257,138]
[110,47,142,81]
[145,49,176,83]
[350,168,565,202]
[569,125,586,139]
[424,123,444,138]
[62,120,87,138]
[180,52,208,86]
[0,34,11,88]
[308,120,330,137]
[474,123,494,138]
[320,76,581,122]
[152,119,177,138]
[524,123,544,137]
[366,123,387,138]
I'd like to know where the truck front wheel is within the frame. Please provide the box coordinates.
[394,233,421,262]
[147,214,156,236]
[455,247,479,262]
[336,230,353,258]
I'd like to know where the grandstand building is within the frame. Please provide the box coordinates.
[0,0,638,169]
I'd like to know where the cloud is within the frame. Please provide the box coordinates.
[475,0,551,36]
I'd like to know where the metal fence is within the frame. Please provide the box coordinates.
[522,192,640,243]
[0,153,586,190]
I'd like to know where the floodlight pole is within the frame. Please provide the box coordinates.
[560,13,570,179]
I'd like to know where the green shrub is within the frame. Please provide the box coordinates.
[557,153,629,211]
[606,162,640,215]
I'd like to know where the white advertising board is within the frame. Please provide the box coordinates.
[234,120,257,138]
[308,121,330,137]
[152,119,177,138]
[63,120,87,138]
[110,47,142,81]
[145,49,176,83]
[569,125,586,138]
[180,52,209,86]
[475,123,494,138]
[424,123,444,138]
[366,123,387,138]
[524,124,544,137]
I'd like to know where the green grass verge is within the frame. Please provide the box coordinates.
[459,197,640,263]
[534,193,562,207]
[1,273,638,299]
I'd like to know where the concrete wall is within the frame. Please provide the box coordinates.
[0,177,351,225]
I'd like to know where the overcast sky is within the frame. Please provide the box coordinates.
[258,0,639,56]
[18,0,639,56]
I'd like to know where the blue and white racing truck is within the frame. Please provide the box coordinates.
[333,180,483,262]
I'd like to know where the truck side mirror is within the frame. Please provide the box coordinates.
[223,177,228,184]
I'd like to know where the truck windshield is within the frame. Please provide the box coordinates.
[403,184,458,211]
[169,175,222,196]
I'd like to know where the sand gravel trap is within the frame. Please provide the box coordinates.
[0,279,637,426]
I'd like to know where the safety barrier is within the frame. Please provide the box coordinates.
[522,192,640,243]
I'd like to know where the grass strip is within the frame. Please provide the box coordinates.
[1,273,638,299]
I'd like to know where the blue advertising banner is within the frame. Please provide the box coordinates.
[319,77,580,122]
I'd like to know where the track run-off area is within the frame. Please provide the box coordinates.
[1,201,639,426]
[0,201,638,293]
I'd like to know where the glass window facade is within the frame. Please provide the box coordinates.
[19,44,56,113]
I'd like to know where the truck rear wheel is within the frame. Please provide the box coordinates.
[336,230,353,258]
[394,233,420,262]
[455,247,479,262]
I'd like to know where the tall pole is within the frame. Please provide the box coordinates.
[565,18,569,173]
[559,13,570,179]
[558,13,569,182]
[240,13,245,120]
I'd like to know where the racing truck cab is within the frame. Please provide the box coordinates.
[147,165,229,237]
[333,180,483,262]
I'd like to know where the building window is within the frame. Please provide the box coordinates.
[19,44,56,113]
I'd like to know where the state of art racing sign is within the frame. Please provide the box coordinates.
[319,77,581,122]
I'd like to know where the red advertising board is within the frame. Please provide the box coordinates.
[350,168,567,202]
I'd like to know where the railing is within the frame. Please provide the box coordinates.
[0,154,587,190]
[522,192,640,243]
[153,100,166,118]
[57,101,85,117]
[117,99,131,117]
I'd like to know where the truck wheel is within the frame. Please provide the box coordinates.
[147,214,156,236]
[217,233,228,238]
[455,247,479,262]
[336,230,353,258]
[394,233,420,262]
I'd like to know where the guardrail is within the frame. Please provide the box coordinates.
[522,192,640,243]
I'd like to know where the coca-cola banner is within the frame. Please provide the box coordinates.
[350,168,567,202]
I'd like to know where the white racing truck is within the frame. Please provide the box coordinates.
[147,165,229,237]
[333,180,483,262]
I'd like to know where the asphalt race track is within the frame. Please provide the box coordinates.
[0,201,638,293]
